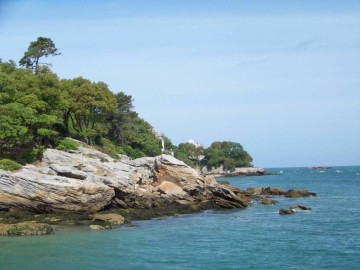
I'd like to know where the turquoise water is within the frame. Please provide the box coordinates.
[1,166,360,270]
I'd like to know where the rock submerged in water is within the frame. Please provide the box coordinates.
[261,197,278,205]
[290,205,312,211]
[247,186,316,208]
[279,208,295,215]
[92,213,125,226]
[285,189,317,198]
[90,224,109,230]
[0,222,53,236]
[279,205,312,215]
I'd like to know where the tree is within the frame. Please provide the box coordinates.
[0,65,62,148]
[0,102,34,147]
[205,141,253,171]
[67,78,116,144]
[121,116,162,157]
[108,92,137,145]
[19,37,60,74]
[174,142,204,168]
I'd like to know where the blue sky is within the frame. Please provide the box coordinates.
[1,0,359,167]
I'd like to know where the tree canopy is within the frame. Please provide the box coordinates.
[173,141,253,170]
[174,142,205,168]
[0,59,162,162]
[204,141,253,170]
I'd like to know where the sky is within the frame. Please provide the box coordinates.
[0,0,359,167]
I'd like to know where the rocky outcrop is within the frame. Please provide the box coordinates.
[0,146,250,214]
[247,187,316,197]
[0,144,318,235]
[202,166,269,177]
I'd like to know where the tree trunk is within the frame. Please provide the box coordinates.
[34,58,40,74]
[63,111,71,136]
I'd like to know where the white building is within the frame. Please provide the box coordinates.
[188,139,203,148]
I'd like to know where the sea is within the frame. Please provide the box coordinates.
[0,166,359,270]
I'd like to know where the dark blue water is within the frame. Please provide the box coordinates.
[1,166,359,269]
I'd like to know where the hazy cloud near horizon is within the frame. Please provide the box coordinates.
[1,0,359,167]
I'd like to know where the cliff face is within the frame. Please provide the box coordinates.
[0,146,251,213]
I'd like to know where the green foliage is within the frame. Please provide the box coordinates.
[120,116,162,157]
[174,143,204,168]
[96,138,125,159]
[123,145,146,159]
[173,141,253,170]
[0,102,34,146]
[65,78,116,144]
[205,141,253,171]
[108,92,136,145]
[21,146,46,164]
[56,138,80,152]
[0,66,63,148]
[37,128,58,137]
[107,92,162,157]
[0,51,165,164]
[173,151,194,167]
[0,59,16,74]
[0,159,21,171]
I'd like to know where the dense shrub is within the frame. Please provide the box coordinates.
[95,138,125,159]
[123,145,146,159]
[0,159,21,171]
[56,138,80,151]
[21,146,46,164]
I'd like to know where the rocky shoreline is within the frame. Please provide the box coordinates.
[0,145,316,236]
[201,166,270,177]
